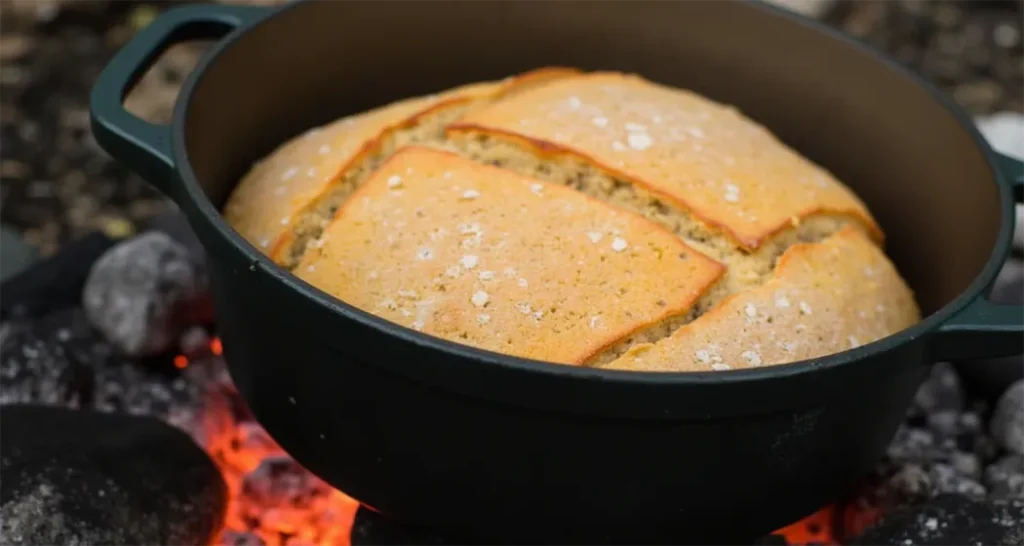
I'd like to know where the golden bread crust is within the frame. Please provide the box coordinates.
[223,67,582,261]
[223,68,919,371]
[222,94,453,256]
[295,146,724,364]
[452,72,881,249]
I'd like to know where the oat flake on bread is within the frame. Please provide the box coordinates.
[223,68,920,371]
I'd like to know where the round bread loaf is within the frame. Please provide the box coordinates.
[223,68,920,372]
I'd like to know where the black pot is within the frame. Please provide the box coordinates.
[89,1,1024,543]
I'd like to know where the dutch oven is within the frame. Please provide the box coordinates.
[90,1,1024,543]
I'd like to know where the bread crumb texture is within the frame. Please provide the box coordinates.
[224,68,920,371]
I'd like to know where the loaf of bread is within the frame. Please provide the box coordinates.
[223,68,920,372]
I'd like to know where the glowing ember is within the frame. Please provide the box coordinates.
[201,397,359,546]
[773,505,838,545]
[174,354,189,369]
[771,494,885,545]
[180,337,880,546]
[179,338,359,545]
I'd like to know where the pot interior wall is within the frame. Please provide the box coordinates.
[183,0,1002,318]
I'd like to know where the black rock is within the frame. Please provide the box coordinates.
[0,404,226,546]
[991,380,1024,455]
[0,231,115,322]
[849,494,1024,546]
[82,231,211,357]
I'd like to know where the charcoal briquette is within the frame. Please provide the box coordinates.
[82,231,209,358]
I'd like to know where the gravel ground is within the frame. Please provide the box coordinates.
[1,1,196,256]
[1,0,1021,257]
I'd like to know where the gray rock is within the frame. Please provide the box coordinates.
[992,380,1024,455]
[960,411,983,434]
[888,426,939,462]
[928,410,960,438]
[951,451,982,481]
[913,363,964,415]
[888,463,933,499]
[82,231,209,357]
[985,454,1024,499]
[0,405,226,545]
[931,463,987,498]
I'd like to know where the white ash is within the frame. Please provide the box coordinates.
[82,231,208,358]
[0,308,213,427]
[851,362,1024,522]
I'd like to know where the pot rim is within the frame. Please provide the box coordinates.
[170,0,1016,389]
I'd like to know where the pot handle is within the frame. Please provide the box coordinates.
[89,4,266,201]
[932,151,1023,361]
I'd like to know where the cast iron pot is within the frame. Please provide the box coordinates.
[90,1,1024,543]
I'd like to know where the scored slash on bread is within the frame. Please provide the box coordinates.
[224,67,921,372]
[449,72,882,250]
[603,226,919,371]
[295,146,723,364]
[223,67,581,265]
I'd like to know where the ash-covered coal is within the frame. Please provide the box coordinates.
[848,494,1024,546]
[0,307,207,422]
[845,363,1024,543]
[858,363,1018,505]
[82,230,211,358]
[0,405,226,546]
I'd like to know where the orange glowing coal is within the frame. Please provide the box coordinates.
[201,399,359,546]
[774,505,839,545]
[179,337,879,546]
